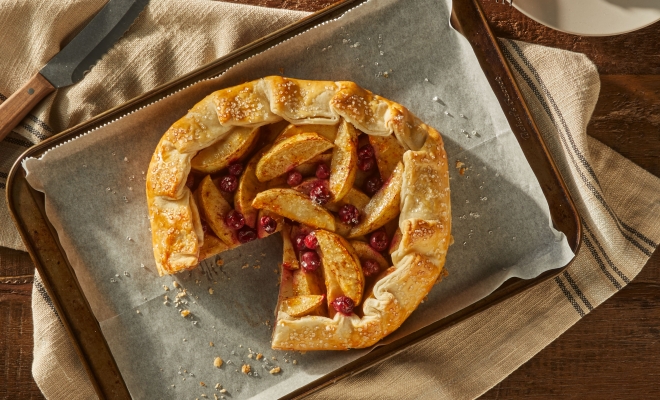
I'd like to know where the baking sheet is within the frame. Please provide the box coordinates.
[23,0,575,398]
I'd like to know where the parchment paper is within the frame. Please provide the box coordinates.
[23,0,575,398]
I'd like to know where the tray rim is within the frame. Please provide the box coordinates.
[6,0,582,398]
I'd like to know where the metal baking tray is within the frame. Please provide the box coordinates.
[6,0,581,398]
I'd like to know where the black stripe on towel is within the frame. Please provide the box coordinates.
[19,122,48,141]
[582,234,623,290]
[562,270,593,311]
[27,114,54,133]
[2,136,33,148]
[555,276,585,317]
[582,219,630,284]
[501,44,653,257]
[507,40,657,250]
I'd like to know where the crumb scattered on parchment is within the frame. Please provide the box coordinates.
[200,381,206,386]
[248,354,253,359]
[214,357,223,368]
[208,288,214,295]
[181,310,190,317]
[241,364,251,374]
[241,263,249,269]
[293,360,298,365]
[176,289,187,299]
[271,357,277,361]
[209,342,214,347]
[163,285,170,291]
[256,353,263,360]
[214,394,219,400]
[269,367,281,374]
[220,389,227,393]
[455,160,467,175]
[215,383,221,389]
[173,281,181,289]
[136,310,140,314]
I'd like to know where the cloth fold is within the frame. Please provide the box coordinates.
[1,1,659,399]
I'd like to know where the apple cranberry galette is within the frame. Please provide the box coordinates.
[146,77,451,350]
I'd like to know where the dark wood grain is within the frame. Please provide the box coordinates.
[1,1,659,399]
[0,278,45,400]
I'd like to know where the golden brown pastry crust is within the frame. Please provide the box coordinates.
[146,77,451,349]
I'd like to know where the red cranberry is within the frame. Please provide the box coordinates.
[219,175,238,192]
[338,204,360,225]
[260,216,278,234]
[358,144,375,159]
[237,227,257,243]
[357,156,375,172]
[228,162,243,176]
[315,163,331,179]
[287,170,303,186]
[185,174,195,188]
[331,296,355,315]
[294,234,307,251]
[304,233,318,249]
[309,183,331,205]
[300,251,320,272]
[369,231,389,252]
[364,175,383,195]
[362,259,380,277]
[224,210,245,230]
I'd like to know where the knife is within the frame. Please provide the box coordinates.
[0,0,150,141]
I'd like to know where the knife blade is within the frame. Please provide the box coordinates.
[0,0,150,141]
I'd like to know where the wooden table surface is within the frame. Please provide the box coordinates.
[1,1,658,399]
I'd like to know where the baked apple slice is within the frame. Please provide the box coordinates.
[252,189,336,231]
[326,187,370,213]
[349,162,404,238]
[292,268,325,296]
[292,178,328,196]
[389,227,403,254]
[255,132,334,182]
[281,223,300,270]
[198,234,230,261]
[234,153,266,228]
[195,175,240,248]
[279,295,325,317]
[314,230,364,313]
[369,134,406,182]
[294,153,333,177]
[276,123,339,143]
[329,119,358,202]
[350,241,389,272]
[191,126,260,173]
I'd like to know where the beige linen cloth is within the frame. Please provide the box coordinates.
[1,1,659,399]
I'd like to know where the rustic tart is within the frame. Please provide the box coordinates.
[146,76,451,350]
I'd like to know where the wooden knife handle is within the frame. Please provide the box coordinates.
[0,72,55,141]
